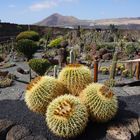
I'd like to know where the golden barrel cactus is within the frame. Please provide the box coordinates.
[25,76,67,114]
[79,83,118,122]
[46,95,88,138]
[58,64,92,96]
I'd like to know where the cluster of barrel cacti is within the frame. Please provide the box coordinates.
[24,63,118,138]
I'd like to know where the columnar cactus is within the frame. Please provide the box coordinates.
[79,83,118,122]
[25,76,67,114]
[110,52,118,79]
[58,64,92,96]
[46,95,88,138]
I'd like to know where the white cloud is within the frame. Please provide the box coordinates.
[29,0,77,11]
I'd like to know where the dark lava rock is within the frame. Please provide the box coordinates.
[21,135,47,140]
[17,67,27,74]
[102,53,112,60]
[99,48,108,58]
[106,125,132,140]
[0,119,15,140]
[0,70,9,77]
[0,56,4,63]
[6,125,31,140]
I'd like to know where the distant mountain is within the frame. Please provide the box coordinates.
[35,13,90,26]
[35,13,140,29]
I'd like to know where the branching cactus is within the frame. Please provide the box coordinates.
[46,95,88,138]
[79,83,118,122]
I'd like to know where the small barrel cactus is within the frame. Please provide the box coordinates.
[25,76,67,114]
[28,58,50,76]
[79,83,118,122]
[46,95,88,138]
[58,64,92,96]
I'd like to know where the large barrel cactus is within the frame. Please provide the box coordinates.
[46,95,88,138]
[25,76,67,114]
[79,83,118,122]
[58,64,92,96]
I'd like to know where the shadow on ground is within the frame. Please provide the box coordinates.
[0,95,140,140]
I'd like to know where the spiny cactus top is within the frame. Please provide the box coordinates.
[25,76,67,114]
[79,83,118,122]
[58,64,92,96]
[46,95,88,138]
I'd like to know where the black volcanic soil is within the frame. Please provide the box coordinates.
[0,95,139,140]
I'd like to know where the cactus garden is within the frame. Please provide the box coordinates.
[0,6,140,139]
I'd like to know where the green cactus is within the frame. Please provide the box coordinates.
[46,95,88,138]
[25,76,67,114]
[28,58,50,76]
[79,83,118,122]
[58,64,92,96]
[0,77,13,88]
[110,52,118,79]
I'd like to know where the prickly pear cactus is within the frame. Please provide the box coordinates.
[79,83,118,122]
[46,95,88,138]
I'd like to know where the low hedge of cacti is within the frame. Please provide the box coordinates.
[24,64,119,139]
[28,58,51,76]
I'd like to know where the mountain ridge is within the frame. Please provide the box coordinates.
[35,13,140,28]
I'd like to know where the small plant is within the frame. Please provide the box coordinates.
[122,69,130,77]
[16,39,38,60]
[46,95,88,138]
[16,31,39,41]
[0,77,13,88]
[79,83,118,122]
[28,59,50,76]
[99,66,109,75]
[58,64,92,96]
[48,37,63,48]
[104,79,116,88]
[25,76,67,114]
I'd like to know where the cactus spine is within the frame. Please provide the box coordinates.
[79,83,118,122]
[46,95,88,138]
[58,64,92,96]
[25,76,67,114]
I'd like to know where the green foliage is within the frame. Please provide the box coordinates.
[46,95,88,138]
[48,37,63,48]
[28,58,51,76]
[16,39,37,60]
[79,83,118,122]
[16,31,39,41]
[125,42,137,56]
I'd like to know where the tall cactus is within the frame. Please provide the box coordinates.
[110,51,118,79]
[70,48,75,64]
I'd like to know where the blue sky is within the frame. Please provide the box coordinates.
[0,0,139,24]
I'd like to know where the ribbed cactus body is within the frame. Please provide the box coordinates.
[58,64,92,96]
[25,76,67,114]
[79,83,118,122]
[46,95,88,138]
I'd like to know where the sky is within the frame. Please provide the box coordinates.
[0,0,139,24]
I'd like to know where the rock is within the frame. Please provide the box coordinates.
[21,135,47,140]
[6,125,31,140]
[106,125,132,140]
[0,56,4,63]
[17,67,26,74]
[126,118,140,137]
[0,119,15,140]
[0,71,9,77]
[102,53,112,60]
[99,48,108,58]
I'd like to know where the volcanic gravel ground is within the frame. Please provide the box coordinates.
[0,95,139,140]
